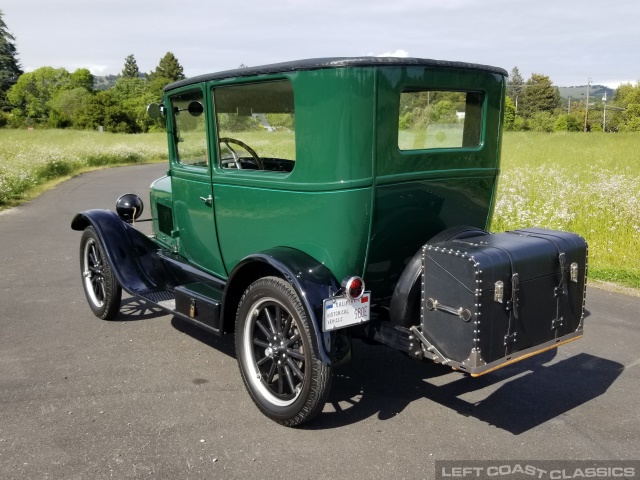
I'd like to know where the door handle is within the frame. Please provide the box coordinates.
[199,195,213,205]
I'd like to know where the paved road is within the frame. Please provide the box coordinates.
[1,164,639,479]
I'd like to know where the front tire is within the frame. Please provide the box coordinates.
[79,226,122,320]
[235,277,331,427]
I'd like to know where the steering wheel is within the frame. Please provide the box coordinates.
[219,137,264,170]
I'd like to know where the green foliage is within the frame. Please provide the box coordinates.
[0,129,168,205]
[612,82,640,132]
[512,116,526,131]
[507,66,524,102]
[553,113,583,132]
[265,113,294,130]
[520,74,560,117]
[49,87,91,128]
[503,96,516,130]
[494,132,640,290]
[527,111,555,132]
[217,113,259,132]
[149,52,185,85]
[5,60,165,134]
[553,114,568,132]
[70,68,94,92]
[7,66,95,123]
[121,54,140,79]
[399,91,465,130]
[0,10,23,111]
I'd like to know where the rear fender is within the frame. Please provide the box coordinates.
[71,209,170,296]
[223,248,349,366]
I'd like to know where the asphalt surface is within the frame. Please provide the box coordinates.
[1,163,639,480]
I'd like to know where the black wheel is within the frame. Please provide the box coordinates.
[79,226,122,320]
[235,276,331,427]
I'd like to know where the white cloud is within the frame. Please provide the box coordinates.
[86,65,109,75]
[601,80,637,89]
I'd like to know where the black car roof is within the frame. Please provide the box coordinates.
[165,56,508,91]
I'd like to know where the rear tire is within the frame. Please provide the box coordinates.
[235,276,331,427]
[79,226,122,320]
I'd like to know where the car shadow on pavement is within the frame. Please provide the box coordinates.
[115,297,168,321]
[170,316,236,358]
[308,341,623,434]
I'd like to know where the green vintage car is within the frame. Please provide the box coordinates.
[72,57,587,426]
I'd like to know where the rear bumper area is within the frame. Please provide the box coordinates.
[411,325,583,377]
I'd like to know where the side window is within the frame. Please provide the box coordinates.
[213,80,295,172]
[170,90,207,167]
[398,90,483,151]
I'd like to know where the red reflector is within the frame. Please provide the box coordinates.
[345,276,364,299]
[361,296,368,303]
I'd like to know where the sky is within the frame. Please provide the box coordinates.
[3,0,639,89]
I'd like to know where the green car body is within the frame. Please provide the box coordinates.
[73,57,514,426]
[151,59,506,299]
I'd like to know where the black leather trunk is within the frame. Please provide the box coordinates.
[420,228,587,375]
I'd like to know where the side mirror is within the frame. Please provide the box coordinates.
[116,194,144,222]
[188,101,204,117]
[147,103,163,119]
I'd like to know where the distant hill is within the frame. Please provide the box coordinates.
[557,85,614,101]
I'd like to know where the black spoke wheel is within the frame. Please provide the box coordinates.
[79,226,122,320]
[235,277,331,426]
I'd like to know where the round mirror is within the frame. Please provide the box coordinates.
[188,101,204,117]
[146,103,162,119]
[116,194,144,222]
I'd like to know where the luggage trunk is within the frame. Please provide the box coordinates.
[420,228,587,376]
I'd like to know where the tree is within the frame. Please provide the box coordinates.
[0,10,23,111]
[7,67,72,119]
[504,96,516,130]
[613,82,640,132]
[121,54,139,79]
[70,68,94,92]
[507,66,524,107]
[149,52,185,83]
[520,74,560,117]
[7,66,94,124]
[49,87,92,128]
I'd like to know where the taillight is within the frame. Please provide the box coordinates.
[343,276,365,300]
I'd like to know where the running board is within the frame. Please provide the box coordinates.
[135,282,223,335]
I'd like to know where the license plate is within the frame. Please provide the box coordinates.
[322,292,370,331]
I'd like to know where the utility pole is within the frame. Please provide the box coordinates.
[568,96,571,114]
[584,78,591,132]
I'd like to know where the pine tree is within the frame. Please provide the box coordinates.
[121,54,140,79]
[520,74,560,117]
[0,10,23,111]
[149,52,185,82]
[507,66,524,106]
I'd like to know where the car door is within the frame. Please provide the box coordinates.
[168,87,227,277]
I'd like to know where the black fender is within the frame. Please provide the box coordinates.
[222,248,349,366]
[389,225,488,328]
[71,209,170,296]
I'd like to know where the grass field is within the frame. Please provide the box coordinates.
[1,129,638,288]
[494,132,640,289]
[0,129,168,205]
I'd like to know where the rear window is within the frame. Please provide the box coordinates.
[398,90,483,151]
